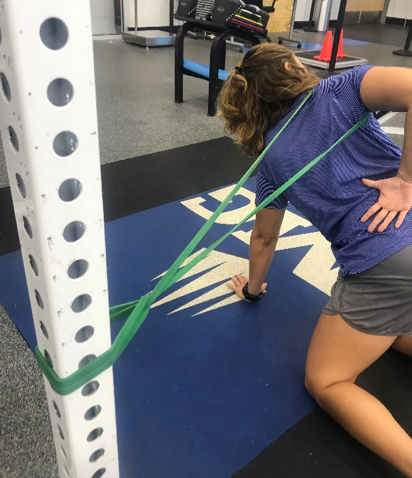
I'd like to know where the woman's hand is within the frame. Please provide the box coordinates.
[226,274,267,302]
[361,176,412,233]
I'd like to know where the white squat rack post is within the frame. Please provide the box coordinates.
[0,1,119,477]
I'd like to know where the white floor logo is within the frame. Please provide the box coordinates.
[152,186,338,316]
[152,249,247,316]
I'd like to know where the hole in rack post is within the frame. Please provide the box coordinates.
[47,78,74,106]
[40,18,69,50]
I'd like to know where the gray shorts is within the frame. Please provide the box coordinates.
[323,245,412,336]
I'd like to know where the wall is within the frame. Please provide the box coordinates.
[265,0,293,31]
[295,0,341,22]
[295,0,386,22]
[346,0,384,12]
[387,0,411,19]
[90,0,117,34]
[295,0,312,22]
[124,0,173,29]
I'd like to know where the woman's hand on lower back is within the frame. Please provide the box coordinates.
[361,176,412,232]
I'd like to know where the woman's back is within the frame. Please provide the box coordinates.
[256,65,412,275]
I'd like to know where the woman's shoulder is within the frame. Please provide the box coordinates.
[315,64,375,96]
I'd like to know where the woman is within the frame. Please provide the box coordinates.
[218,43,412,476]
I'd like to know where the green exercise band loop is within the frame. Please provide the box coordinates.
[36,92,370,396]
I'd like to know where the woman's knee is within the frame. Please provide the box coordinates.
[304,313,395,401]
[304,372,318,400]
[304,369,328,402]
[304,369,357,402]
[304,374,331,402]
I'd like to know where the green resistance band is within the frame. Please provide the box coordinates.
[36,93,370,396]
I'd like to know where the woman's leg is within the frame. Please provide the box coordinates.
[305,313,412,477]
[392,335,412,358]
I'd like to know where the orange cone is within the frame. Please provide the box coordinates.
[337,29,347,58]
[314,31,333,61]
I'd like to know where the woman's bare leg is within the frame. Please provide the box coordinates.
[305,313,412,477]
[392,335,412,358]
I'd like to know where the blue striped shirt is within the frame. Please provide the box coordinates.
[256,65,412,276]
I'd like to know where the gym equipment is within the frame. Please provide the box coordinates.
[302,0,335,33]
[278,0,302,48]
[212,0,251,24]
[223,3,269,37]
[177,0,273,51]
[393,22,412,57]
[175,0,269,116]
[316,0,333,32]
[177,0,270,35]
[122,0,176,48]
[176,0,198,17]
[175,20,260,116]
[313,30,346,61]
[183,59,230,80]
[294,0,367,72]
[302,0,318,32]
[217,0,273,51]
[262,0,276,13]
[195,0,215,19]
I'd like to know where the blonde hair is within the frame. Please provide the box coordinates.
[217,43,321,156]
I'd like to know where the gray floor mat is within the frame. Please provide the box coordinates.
[0,305,58,478]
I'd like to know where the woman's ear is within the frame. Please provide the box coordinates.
[284,61,292,71]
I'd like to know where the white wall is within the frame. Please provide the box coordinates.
[90,0,117,34]
[124,0,173,29]
[330,0,341,20]
[295,0,341,22]
[296,0,312,21]
[387,0,412,19]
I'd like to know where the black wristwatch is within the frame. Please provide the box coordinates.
[242,282,264,302]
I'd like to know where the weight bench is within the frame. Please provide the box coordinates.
[183,59,230,81]
[175,17,261,116]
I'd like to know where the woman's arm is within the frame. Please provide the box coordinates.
[359,67,412,232]
[227,207,285,301]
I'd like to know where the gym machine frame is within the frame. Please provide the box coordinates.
[174,15,261,116]
[303,0,319,32]
[393,21,412,57]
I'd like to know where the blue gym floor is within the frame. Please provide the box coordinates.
[0,178,328,478]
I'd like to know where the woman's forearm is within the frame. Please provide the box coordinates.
[248,234,277,295]
[398,109,412,183]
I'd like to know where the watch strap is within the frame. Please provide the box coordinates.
[242,282,263,302]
